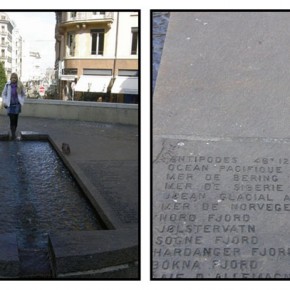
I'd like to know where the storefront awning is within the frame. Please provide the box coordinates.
[74,75,112,93]
[111,77,138,95]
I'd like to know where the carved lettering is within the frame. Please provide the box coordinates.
[153,140,290,278]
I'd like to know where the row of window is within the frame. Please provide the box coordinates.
[0,50,12,62]
[70,12,106,18]
[1,26,12,41]
[67,28,138,56]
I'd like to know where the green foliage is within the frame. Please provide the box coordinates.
[0,62,7,94]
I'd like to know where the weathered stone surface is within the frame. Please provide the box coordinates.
[153,12,290,139]
[153,12,290,279]
[153,138,290,279]
[78,160,139,224]
[20,131,49,140]
[0,233,20,278]
[49,229,138,278]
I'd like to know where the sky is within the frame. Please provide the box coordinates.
[7,11,56,73]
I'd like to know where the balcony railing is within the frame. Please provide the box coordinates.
[60,12,114,23]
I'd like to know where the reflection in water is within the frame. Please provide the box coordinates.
[0,141,102,250]
[152,12,170,91]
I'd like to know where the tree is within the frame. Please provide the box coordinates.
[0,62,7,94]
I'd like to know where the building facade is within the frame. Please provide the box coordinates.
[0,12,24,81]
[0,12,14,79]
[11,28,22,78]
[55,11,139,103]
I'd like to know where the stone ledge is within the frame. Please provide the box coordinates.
[0,233,20,278]
[0,133,9,141]
[56,262,139,279]
[25,99,138,110]
[20,131,49,140]
[48,229,139,278]
[0,99,138,125]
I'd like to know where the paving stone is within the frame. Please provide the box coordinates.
[78,160,139,224]
[153,137,290,278]
[153,12,290,139]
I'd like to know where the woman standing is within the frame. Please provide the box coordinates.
[2,73,26,140]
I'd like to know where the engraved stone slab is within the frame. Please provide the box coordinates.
[153,137,290,279]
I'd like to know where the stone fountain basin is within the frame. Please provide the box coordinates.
[0,131,139,279]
